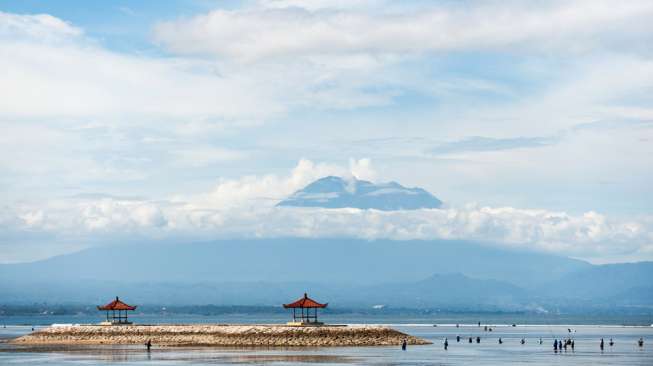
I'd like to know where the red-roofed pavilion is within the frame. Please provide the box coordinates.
[97,296,137,324]
[283,293,327,324]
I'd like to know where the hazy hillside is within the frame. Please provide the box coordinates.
[0,238,589,288]
[0,272,525,309]
[2,248,651,311]
[7,174,641,310]
[537,262,653,302]
[0,238,600,308]
[340,273,527,309]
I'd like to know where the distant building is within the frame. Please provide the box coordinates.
[283,293,328,325]
[97,296,137,325]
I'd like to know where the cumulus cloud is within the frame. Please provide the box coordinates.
[0,36,277,120]
[0,11,393,200]
[0,10,403,121]
[174,159,355,209]
[1,4,652,266]
[153,0,653,61]
[3,159,652,264]
[6,197,653,264]
[349,158,376,181]
[144,0,653,139]
[0,11,82,41]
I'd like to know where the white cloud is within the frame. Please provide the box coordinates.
[0,11,82,41]
[349,158,376,181]
[7,198,652,264]
[175,158,351,209]
[174,158,378,210]
[153,1,653,61]
[0,41,278,120]
[257,0,382,11]
[146,0,653,139]
[0,10,403,124]
[172,146,248,167]
[3,159,652,264]
[0,11,388,200]
[1,4,652,265]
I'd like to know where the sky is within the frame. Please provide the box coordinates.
[0,0,652,264]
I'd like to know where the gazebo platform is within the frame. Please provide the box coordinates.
[97,297,137,325]
[99,321,133,326]
[283,293,328,325]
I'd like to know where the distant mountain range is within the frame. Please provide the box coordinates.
[0,239,587,288]
[277,176,442,210]
[536,261,653,303]
[2,177,651,313]
[2,238,651,313]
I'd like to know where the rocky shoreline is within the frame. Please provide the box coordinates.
[12,324,431,347]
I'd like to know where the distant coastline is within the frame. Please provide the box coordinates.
[2,305,652,326]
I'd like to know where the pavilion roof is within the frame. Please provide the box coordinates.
[97,296,137,311]
[283,293,327,308]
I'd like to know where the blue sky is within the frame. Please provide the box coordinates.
[1,0,652,263]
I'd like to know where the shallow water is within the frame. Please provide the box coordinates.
[1,323,651,365]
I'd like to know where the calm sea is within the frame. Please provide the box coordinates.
[1,314,652,365]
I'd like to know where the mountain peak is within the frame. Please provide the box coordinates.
[277,176,442,210]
